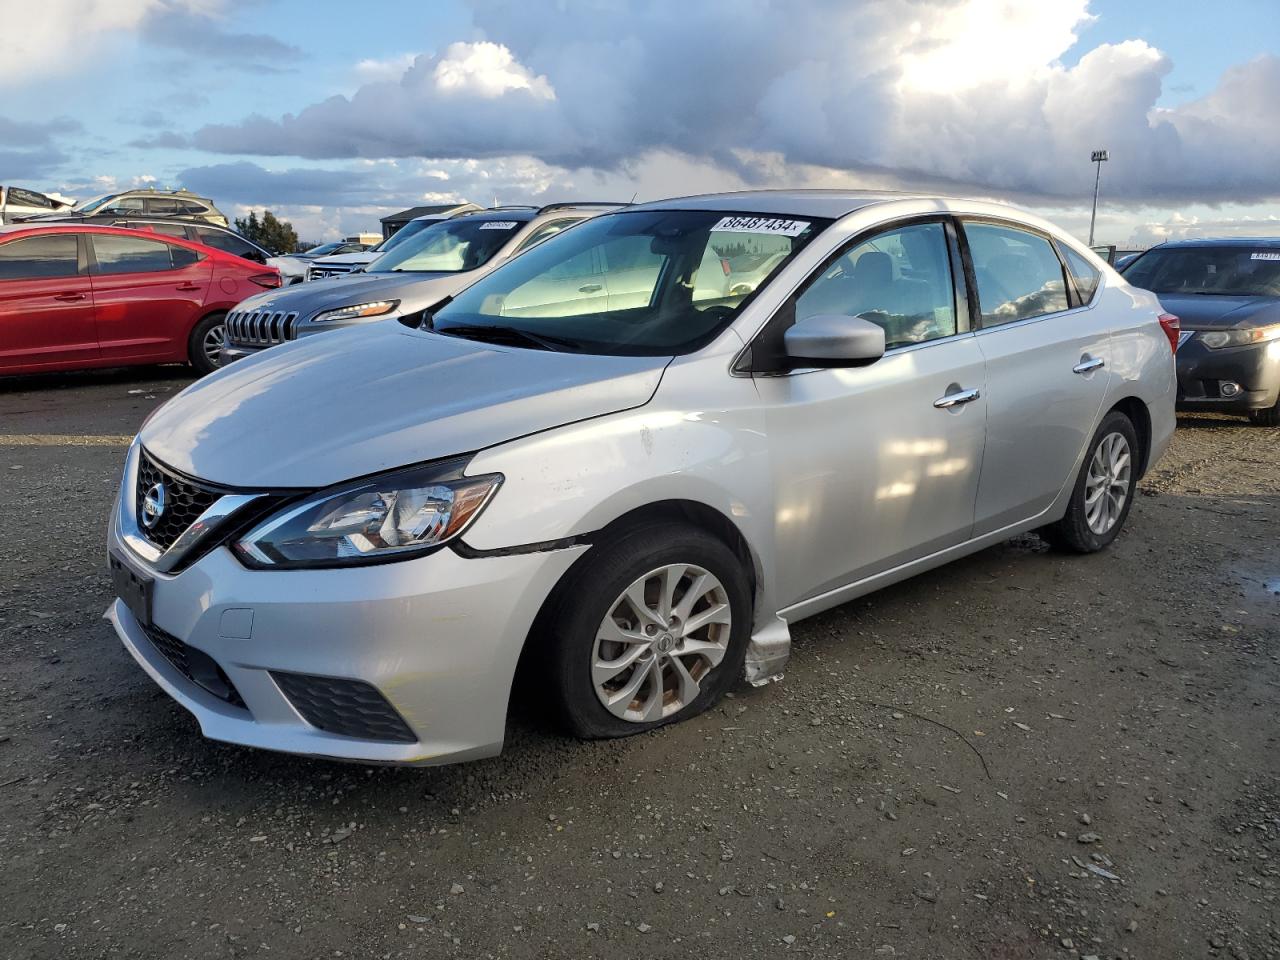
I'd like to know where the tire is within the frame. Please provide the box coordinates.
[1043,410,1140,553]
[188,312,227,376]
[1247,400,1280,427]
[543,522,753,739]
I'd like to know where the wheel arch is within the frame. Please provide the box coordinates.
[1107,395,1152,479]
[508,498,765,716]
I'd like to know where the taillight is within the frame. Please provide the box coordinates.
[1158,312,1180,353]
[249,272,282,289]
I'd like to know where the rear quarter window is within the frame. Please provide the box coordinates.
[1060,244,1102,303]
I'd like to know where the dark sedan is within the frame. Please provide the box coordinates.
[1122,238,1280,425]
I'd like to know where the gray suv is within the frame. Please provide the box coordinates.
[221,203,621,362]
[18,188,228,227]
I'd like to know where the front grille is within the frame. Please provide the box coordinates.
[225,307,299,347]
[306,263,355,281]
[135,450,222,551]
[141,623,245,707]
[271,671,416,743]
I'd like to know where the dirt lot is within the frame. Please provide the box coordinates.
[1,367,1277,960]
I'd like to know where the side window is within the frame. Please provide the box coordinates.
[142,222,189,238]
[171,246,202,268]
[1060,243,1102,303]
[179,201,209,215]
[104,197,145,215]
[514,218,578,253]
[964,222,1069,325]
[91,234,182,274]
[795,222,959,349]
[8,187,55,209]
[0,234,80,279]
[148,198,179,216]
[196,228,258,259]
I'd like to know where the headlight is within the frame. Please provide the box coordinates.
[312,300,400,323]
[1199,322,1280,349]
[235,458,501,568]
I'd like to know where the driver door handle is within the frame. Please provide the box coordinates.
[933,387,981,409]
[578,283,603,293]
[53,292,86,302]
[1073,356,1106,374]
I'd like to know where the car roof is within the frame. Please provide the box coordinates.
[0,222,242,256]
[626,189,942,219]
[452,207,541,223]
[1145,237,1280,249]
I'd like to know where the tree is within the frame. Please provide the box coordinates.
[233,210,299,255]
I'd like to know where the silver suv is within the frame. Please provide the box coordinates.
[108,191,1175,765]
[220,203,622,362]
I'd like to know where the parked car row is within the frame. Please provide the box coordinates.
[0,223,280,375]
[104,190,1180,766]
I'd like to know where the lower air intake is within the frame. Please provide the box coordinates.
[271,671,416,743]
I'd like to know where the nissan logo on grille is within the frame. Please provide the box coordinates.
[141,482,167,529]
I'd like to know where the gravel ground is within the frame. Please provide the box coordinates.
[1,367,1277,960]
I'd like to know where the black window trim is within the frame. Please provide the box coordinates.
[954,216,1082,332]
[0,230,88,280]
[84,230,203,276]
[736,213,975,376]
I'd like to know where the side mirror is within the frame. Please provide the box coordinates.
[783,314,886,368]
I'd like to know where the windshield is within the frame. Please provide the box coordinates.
[370,217,523,273]
[75,193,116,213]
[304,241,347,258]
[374,218,437,253]
[1124,247,1280,297]
[429,209,830,356]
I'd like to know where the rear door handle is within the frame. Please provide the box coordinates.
[53,292,86,302]
[1073,356,1106,374]
[578,283,603,293]
[933,387,981,409]
[176,282,202,291]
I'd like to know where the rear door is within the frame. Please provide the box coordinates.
[960,220,1112,534]
[87,232,212,363]
[0,232,97,372]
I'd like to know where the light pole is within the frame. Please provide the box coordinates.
[1088,149,1108,247]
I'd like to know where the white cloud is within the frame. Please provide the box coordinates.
[188,0,1280,207]
[355,53,420,83]
[0,0,219,86]
[433,42,555,100]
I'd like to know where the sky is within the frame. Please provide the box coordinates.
[2,0,1277,247]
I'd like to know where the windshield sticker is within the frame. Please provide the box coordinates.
[479,221,519,230]
[712,216,811,237]
[1250,251,1280,261]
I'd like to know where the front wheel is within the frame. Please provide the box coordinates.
[543,523,753,739]
[188,312,227,376]
[1247,400,1280,427]
[1043,410,1139,553]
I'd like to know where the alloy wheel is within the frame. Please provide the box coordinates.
[591,563,732,723]
[1084,431,1131,535]
[202,322,225,369]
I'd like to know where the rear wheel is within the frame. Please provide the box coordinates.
[188,312,226,376]
[1043,410,1139,553]
[1247,400,1280,427]
[543,523,752,739]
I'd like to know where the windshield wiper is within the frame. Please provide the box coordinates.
[434,323,579,353]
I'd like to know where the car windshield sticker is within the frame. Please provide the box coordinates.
[712,216,811,237]
[1250,251,1280,261]
[479,221,519,230]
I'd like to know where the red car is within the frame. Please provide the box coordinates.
[0,224,280,377]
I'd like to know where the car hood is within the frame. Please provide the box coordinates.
[234,271,463,320]
[314,252,380,267]
[140,321,670,488]
[1155,293,1280,329]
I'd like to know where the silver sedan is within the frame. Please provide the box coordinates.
[106,191,1176,764]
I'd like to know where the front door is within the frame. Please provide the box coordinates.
[960,221,1112,534]
[753,219,988,607]
[0,232,97,372]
